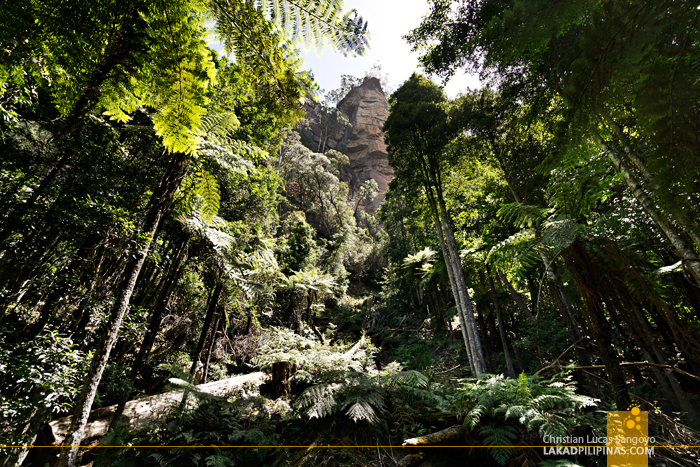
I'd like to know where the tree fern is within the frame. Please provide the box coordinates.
[497,203,550,228]
[257,0,369,55]
[541,219,581,252]
[486,230,540,275]
[458,373,600,439]
[106,0,216,155]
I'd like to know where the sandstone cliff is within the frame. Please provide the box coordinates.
[300,77,393,211]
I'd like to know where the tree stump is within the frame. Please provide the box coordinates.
[271,361,297,396]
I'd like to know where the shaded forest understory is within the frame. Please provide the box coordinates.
[3,1,700,466]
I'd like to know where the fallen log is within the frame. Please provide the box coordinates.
[402,424,467,447]
[49,372,265,444]
[343,334,366,359]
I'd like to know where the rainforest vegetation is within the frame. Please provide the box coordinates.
[2,0,700,466]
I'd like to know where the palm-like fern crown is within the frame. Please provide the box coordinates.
[486,202,584,277]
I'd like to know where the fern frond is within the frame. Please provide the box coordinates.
[340,391,384,423]
[382,370,429,389]
[479,424,517,466]
[260,0,368,56]
[297,382,341,419]
[177,168,221,223]
[497,203,550,228]
[486,230,540,275]
[541,219,581,251]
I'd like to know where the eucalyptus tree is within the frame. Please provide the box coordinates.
[384,74,487,375]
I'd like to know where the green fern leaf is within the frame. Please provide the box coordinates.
[479,424,517,466]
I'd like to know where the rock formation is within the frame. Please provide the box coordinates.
[300,77,393,211]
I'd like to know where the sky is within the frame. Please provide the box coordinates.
[299,0,481,98]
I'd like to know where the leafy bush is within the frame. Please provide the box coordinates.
[0,331,89,454]
[296,362,448,424]
[252,327,375,384]
[455,372,602,466]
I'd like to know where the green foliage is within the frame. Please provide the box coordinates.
[252,327,371,379]
[454,373,601,465]
[498,203,549,229]
[486,230,539,276]
[259,0,369,55]
[296,364,445,424]
[0,332,89,454]
[108,393,284,466]
[458,373,600,439]
[478,424,518,466]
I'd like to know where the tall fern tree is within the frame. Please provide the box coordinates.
[54,2,368,466]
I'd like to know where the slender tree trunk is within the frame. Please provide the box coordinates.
[476,307,494,373]
[487,268,515,377]
[191,281,223,375]
[526,273,539,313]
[597,136,700,285]
[202,316,221,385]
[608,120,700,252]
[536,242,582,341]
[628,300,699,426]
[562,240,631,409]
[497,269,533,319]
[434,186,487,374]
[108,232,190,431]
[57,151,187,467]
[425,193,475,374]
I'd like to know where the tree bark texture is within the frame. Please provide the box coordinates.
[108,232,191,431]
[562,240,632,409]
[57,150,187,467]
[271,361,298,396]
[497,269,534,319]
[608,120,700,252]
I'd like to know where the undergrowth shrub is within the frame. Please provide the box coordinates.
[456,372,601,466]
[252,327,376,384]
[296,361,449,424]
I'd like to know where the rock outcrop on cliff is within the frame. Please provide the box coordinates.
[300,77,393,211]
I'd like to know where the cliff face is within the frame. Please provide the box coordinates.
[300,77,393,210]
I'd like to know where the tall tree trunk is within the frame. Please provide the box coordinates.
[487,267,515,377]
[597,136,700,285]
[562,240,632,409]
[57,151,187,467]
[190,281,224,375]
[497,269,534,320]
[108,232,190,431]
[628,300,699,426]
[434,186,487,374]
[608,120,700,252]
[202,315,221,385]
[425,193,475,374]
